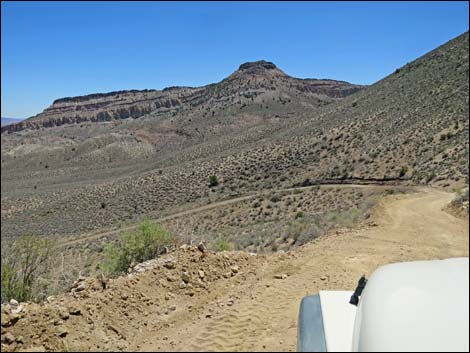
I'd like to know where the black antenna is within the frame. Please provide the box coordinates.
[350,275,368,306]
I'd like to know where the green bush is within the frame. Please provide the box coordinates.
[102,220,174,276]
[214,239,233,251]
[295,211,304,219]
[1,235,57,303]
[209,175,219,187]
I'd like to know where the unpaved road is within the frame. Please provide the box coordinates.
[131,188,468,352]
[61,183,407,247]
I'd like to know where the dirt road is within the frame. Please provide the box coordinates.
[132,188,468,352]
[61,183,406,247]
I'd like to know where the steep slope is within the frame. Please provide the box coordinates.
[211,31,469,186]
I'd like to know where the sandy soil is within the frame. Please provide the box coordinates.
[134,187,468,352]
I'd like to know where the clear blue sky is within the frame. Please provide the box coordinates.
[1,1,468,118]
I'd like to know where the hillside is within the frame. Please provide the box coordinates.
[230,31,469,186]
[1,32,468,244]
[1,61,363,239]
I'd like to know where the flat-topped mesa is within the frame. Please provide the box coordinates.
[1,88,194,134]
[239,60,277,70]
[1,60,364,134]
[236,60,286,76]
[52,89,158,104]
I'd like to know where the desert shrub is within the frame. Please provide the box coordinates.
[209,175,219,187]
[102,220,174,276]
[295,211,304,219]
[451,188,469,206]
[214,239,233,251]
[399,166,408,177]
[426,172,437,183]
[100,202,107,209]
[1,235,57,303]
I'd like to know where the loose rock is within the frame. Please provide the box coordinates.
[2,332,15,344]
[197,242,206,253]
[181,272,190,283]
[68,305,81,315]
[56,327,68,337]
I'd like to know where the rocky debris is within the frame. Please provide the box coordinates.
[1,305,10,315]
[163,259,177,270]
[274,274,288,280]
[52,319,64,326]
[75,282,88,292]
[69,276,89,295]
[166,274,178,282]
[1,313,20,327]
[3,300,24,318]
[67,305,81,316]
[57,308,69,321]
[0,246,258,352]
[56,327,68,337]
[197,242,206,253]
[2,332,15,344]
[181,272,190,283]
[10,305,23,315]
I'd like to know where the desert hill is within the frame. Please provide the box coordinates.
[1,33,468,243]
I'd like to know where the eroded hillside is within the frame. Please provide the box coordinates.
[2,33,468,242]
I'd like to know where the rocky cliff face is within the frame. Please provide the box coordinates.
[1,88,201,133]
[1,61,364,133]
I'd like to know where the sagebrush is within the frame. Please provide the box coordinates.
[101,220,174,276]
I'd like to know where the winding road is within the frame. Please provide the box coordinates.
[128,187,468,352]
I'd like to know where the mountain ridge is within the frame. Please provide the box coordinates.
[1,61,364,134]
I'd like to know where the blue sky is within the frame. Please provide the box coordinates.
[1,1,468,118]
